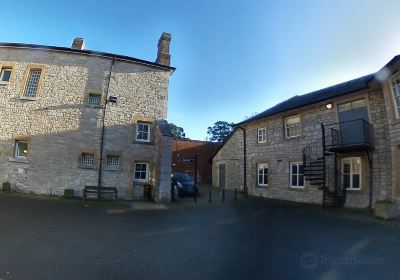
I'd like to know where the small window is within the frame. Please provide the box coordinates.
[80,153,94,166]
[285,115,301,138]
[342,157,361,190]
[24,69,42,97]
[136,123,150,142]
[106,155,119,167]
[14,141,28,158]
[290,162,304,188]
[88,94,101,106]
[257,163,269,186]
[134,163,149,182]
[391,76,400,118]
[257,128,266,143]
[0,67,12,83]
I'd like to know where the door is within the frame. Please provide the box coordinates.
[338,99,369,145]
[219,164,225,189]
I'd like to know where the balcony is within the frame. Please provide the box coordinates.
[323,119,374,152]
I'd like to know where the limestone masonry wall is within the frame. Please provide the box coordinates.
[0,47,172,199]
[213,89,391,208]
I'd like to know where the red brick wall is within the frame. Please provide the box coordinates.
[172,139,220,183]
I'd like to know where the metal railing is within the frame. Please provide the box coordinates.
[323,119,374,150]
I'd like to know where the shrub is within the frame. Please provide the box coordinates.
[2,182,11,192]
[64,188,75,198]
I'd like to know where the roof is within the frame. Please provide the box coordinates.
[0,42,175,72]
[210,126,240,161]
[156,120,173,137]
[237,73,375,126]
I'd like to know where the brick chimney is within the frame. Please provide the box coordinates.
[71,37,85,50]
[156,32,171,66]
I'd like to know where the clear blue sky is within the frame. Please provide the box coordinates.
[2,0,400,140]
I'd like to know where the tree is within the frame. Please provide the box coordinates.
[207,121,235,142]
[169,123,186,139]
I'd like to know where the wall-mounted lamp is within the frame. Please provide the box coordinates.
[326,103,332,109]
[108,96,118,104]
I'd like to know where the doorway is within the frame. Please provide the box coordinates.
[219,164,225,189]
[337,99,369,145]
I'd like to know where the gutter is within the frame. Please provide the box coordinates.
[98,56,116,195]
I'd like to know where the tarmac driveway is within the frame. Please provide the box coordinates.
[0,193,398,279]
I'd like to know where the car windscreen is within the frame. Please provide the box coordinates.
[174,174,193,182]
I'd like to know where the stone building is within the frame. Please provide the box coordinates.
[172,139,220,183]
[213,55,400,209]
[0,33,175,201]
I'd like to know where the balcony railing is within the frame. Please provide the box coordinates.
[323,119,374,152]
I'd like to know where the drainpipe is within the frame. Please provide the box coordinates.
[238,126,247,195]
[368,151,373,210]
[98,57,116,196]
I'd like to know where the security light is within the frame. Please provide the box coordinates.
[108,96,117,103]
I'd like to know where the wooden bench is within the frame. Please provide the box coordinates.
[83,186,118,200]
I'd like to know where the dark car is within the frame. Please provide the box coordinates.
[171,173,199,197]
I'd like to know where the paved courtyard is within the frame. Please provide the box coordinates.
[0,192,398,279]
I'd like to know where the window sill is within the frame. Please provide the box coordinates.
[85,104,103,109]
[289,186,305,190]
[0,81,9,86]
[345,188,361,192]
[78,165,97,170]
[8,157,30,164]
[104,166,121,172]
[20,96,37,101]
[134,180,149,184]
[285,135,302,140]
[134,140,154,145]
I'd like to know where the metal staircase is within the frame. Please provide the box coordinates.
[302,125,346,207]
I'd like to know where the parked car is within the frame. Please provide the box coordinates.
[171,173,199,197]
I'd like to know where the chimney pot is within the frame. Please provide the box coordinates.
[156,32,171,66]
[71,37,85,50]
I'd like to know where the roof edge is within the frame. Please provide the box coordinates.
[0,42,176,72]
[236,73,374,126]
[210,126,239,160]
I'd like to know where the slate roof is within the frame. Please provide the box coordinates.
[237,73,375,126]
[156,120,173,137]
[0,42,175,72]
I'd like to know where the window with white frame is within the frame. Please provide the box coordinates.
[80,153,94,166]
[257,128,266,143]
[342,157,361,190]
[257,163,269,186]
[136,123,150,142]
[134,163,149,182]
[14,141,28,158]
[23,69,42,97]
[88,94,101,106]
[290,162,304,188]
[285,115,301,138]
[0,67,12,83]
[106,155,119,167]
[391,75,400,118]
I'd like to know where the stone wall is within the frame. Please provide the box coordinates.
[212,128,244,190]
[212,89,391,208]
[0,47,172,199]
[379,59,400,203]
